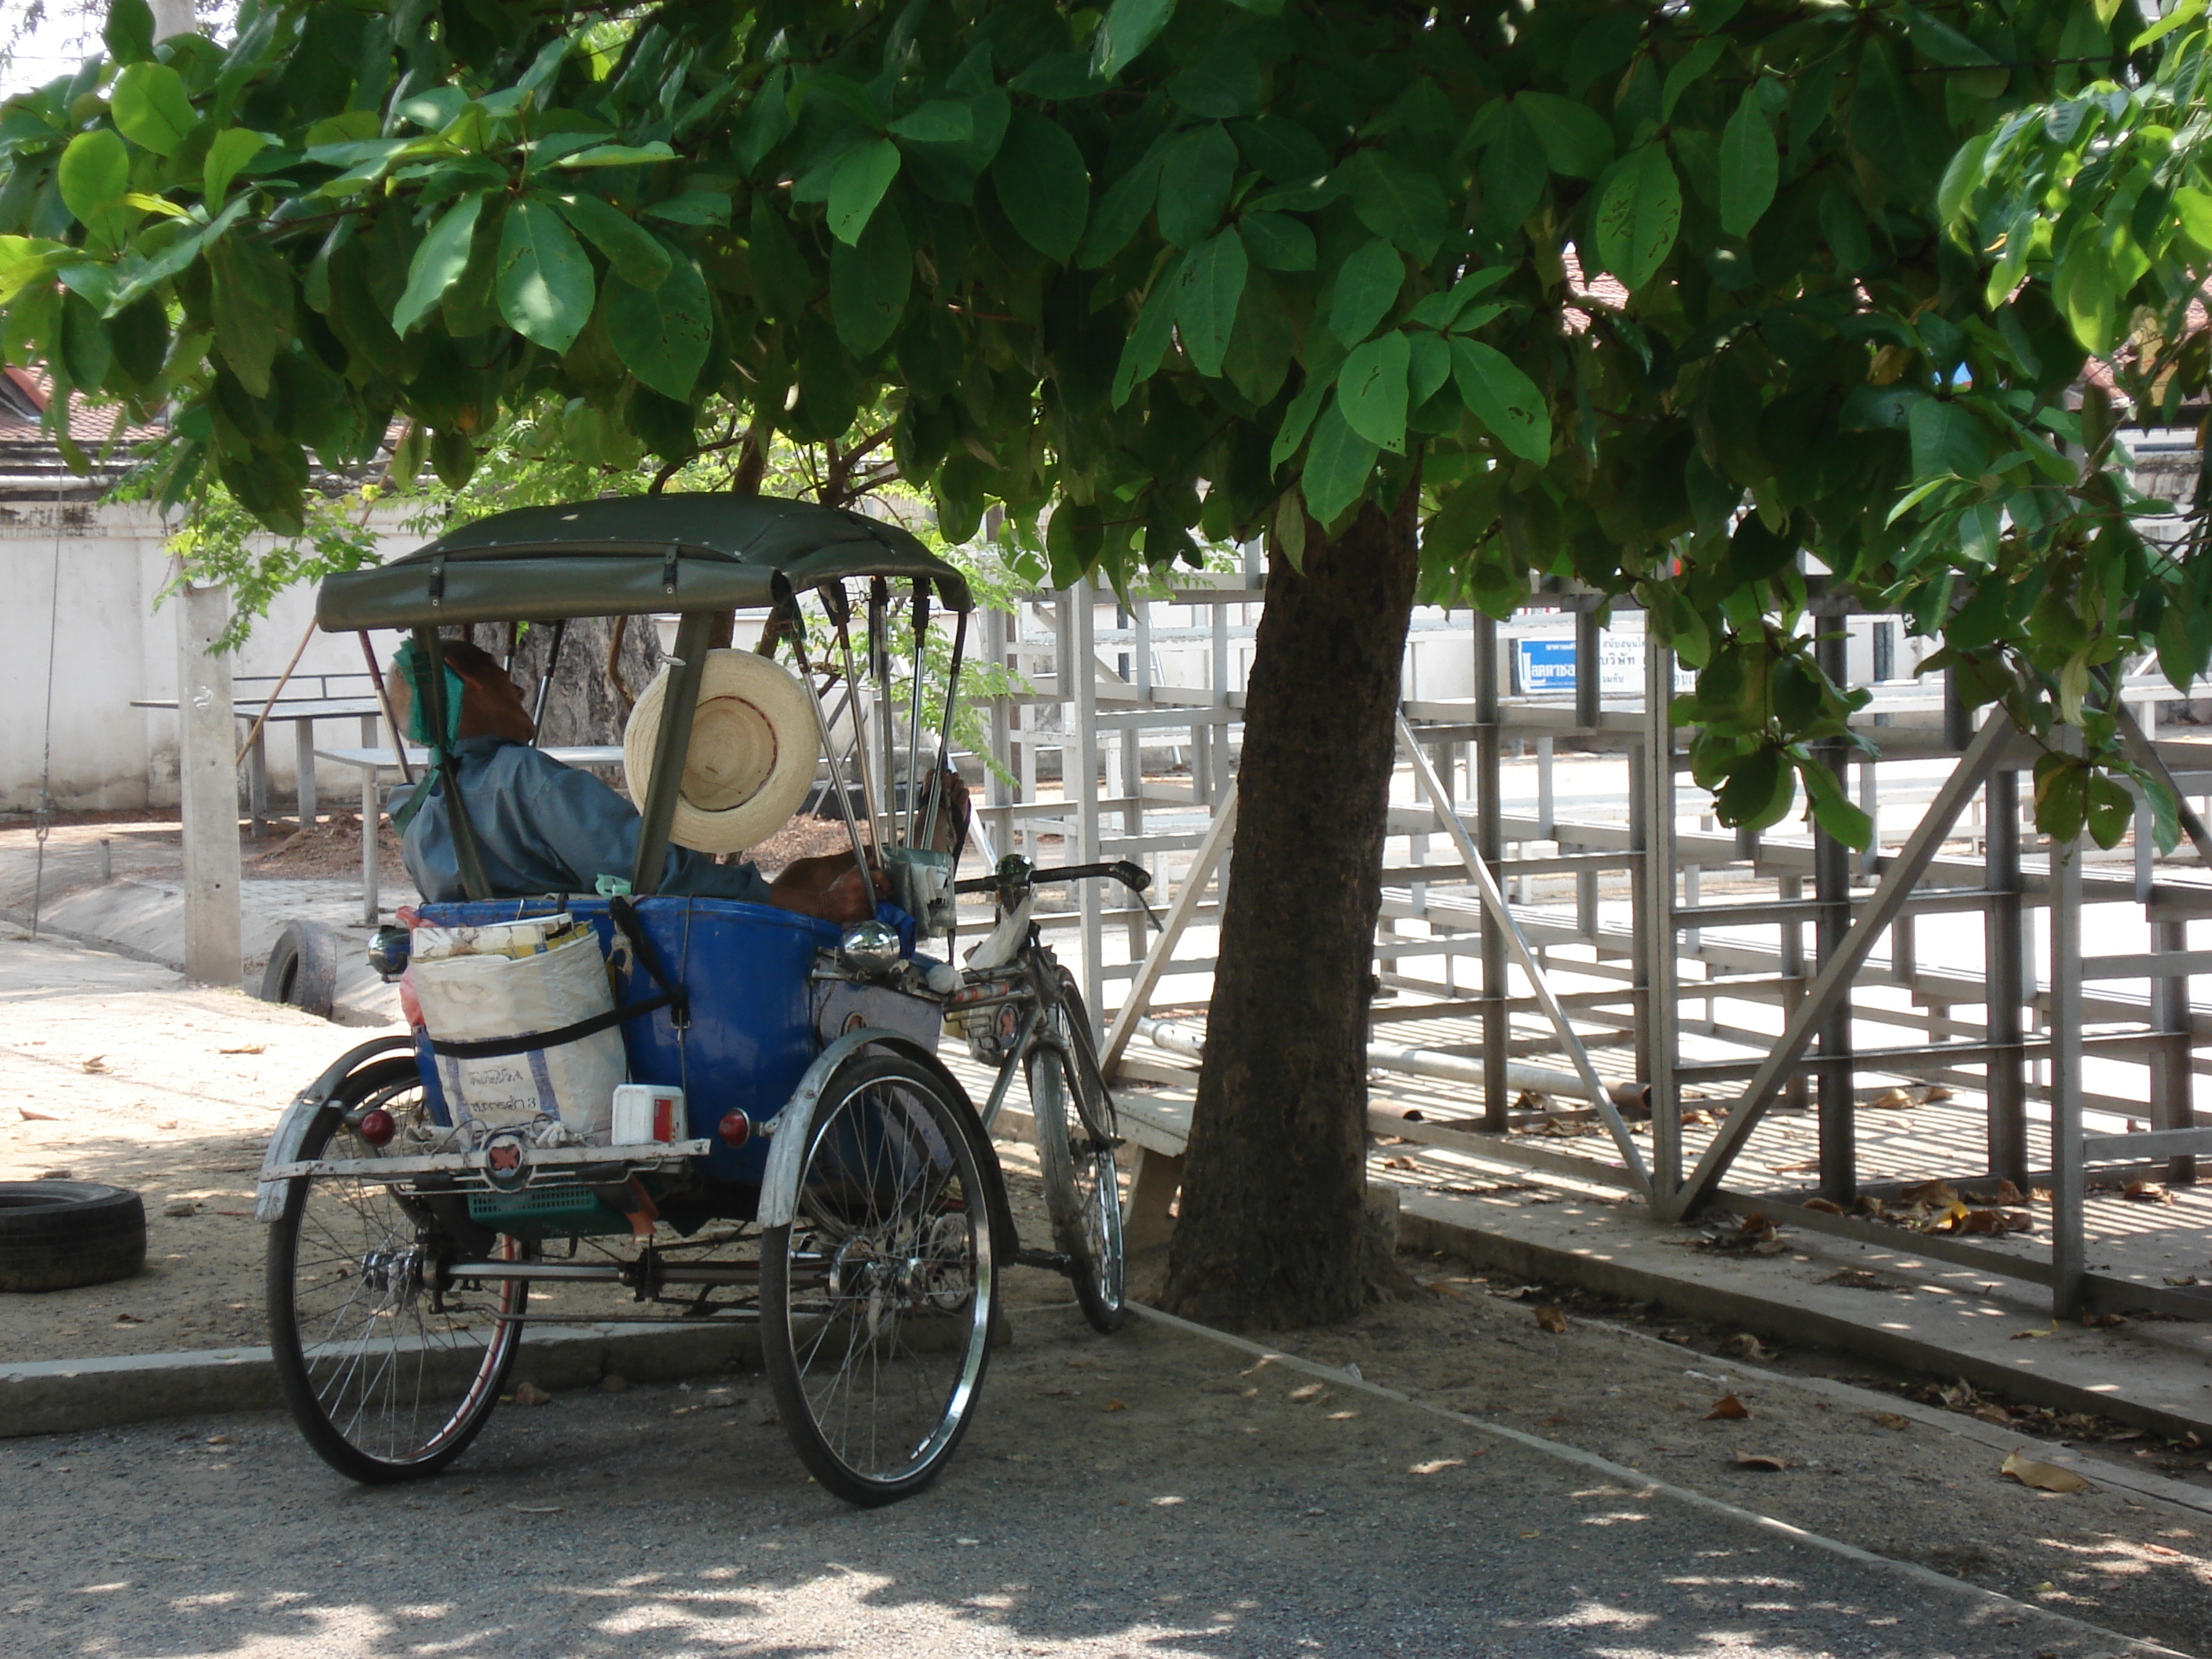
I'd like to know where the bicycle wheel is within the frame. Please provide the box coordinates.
[266,1057,526,1484]
[1027,977,1126,1334]
[761,1053,1002,1506]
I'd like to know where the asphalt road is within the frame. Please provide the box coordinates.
[0,1307,2163,1659]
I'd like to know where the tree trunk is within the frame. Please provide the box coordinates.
[1161,480,1421,1329]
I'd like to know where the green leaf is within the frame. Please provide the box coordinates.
[1716,747,1796,833]
[1718,92,1776,237]
[1408,330,1452,408]
[1156,124,1237,248]
[2173,185,2212,253]
[548,142,679,170]
[1906,397,1993,479]
[1419,471,1503,562]
[496,196,595,353]
[1238,211,1314,271]
[2135,0,2203,49]
[1449,339,1551,464]
[394,190,485,334]
[827,137,902,245]
[1326,237,1404,345]
[1516,92,1613,179]
[991,112,1090,263]
[642,192,733,226]
[2054,240,2119,354]
[1110,251,1185,406]
[1269,371,1330,469]
[1803,761,1873,848]
[1337,330,1410,453]
[207,233,287,397]
[1343,149,1447,262]
[1079,148,1163,267]
[2033,753,2088,844]
[608,252,712,399]
[111,63,197,157]
[203,130,269,205]
[1173,229,1247,379]
[1903,5,1998,66]
[57,290,111,393]
[1093,0,1177,79]
[1936,130,1992,227]
[1302,398,1380,525]
[554,193,672,290]
[58,130,131,244]
[830,203,911,358]
[104,0,155,65]
[1594,144,1682,291]
[749,195,814,323]
[889,101,973,145]
[1660,37,1727,121]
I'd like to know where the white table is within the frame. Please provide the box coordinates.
[315,744,624,921]
[133,698,386,832]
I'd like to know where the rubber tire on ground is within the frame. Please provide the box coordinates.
[760,1053,1005,1507]
[1027,975,1126,1335]
[0,1181,147,1292]
[260,921,341,1020]
[266,1057,525,1485]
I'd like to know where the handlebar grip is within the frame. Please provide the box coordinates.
[950,860,1152,894]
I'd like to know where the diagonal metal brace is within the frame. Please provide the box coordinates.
[2113,701,2212,866]
[1395,716,1654,1198]
[1662,714,2013,1221]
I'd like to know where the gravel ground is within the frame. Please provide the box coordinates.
[0,1307,2177,1659]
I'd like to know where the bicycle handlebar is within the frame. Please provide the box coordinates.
[954,859,1152,895]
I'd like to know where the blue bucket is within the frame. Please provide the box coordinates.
[413,896,840,1184]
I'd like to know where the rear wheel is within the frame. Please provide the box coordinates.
[1028,977,1126,1334]
[266,1057,525,1484]
[760,1053,1001,1506]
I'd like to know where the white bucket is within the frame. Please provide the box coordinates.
[412,928,622,1139]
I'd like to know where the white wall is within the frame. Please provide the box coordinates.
[0,494,413,811]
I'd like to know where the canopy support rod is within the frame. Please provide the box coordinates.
[629,610,715,897]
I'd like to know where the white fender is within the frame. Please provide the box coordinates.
[757,1027,929,1229]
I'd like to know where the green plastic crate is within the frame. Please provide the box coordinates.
[468,1185,630,1238]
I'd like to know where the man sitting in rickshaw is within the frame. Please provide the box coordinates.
[388,639,877,922]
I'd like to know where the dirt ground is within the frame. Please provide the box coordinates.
[3,928,2211,1654]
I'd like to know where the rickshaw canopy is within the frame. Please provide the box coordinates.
[317,495,971,632]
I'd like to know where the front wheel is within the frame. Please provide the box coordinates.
[760,1053,1002,1506]
[266,1057,525,1484]
[1027,985,1126,1334]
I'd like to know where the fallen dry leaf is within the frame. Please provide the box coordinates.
[112,1313,142,1324]
[2122,1181,2174,1205]
[1722,1333,1772,1361]
[1956,1208,2005,1235]
[1680,1109,1712,1127]
[217,1043,267,1056]
[1738,1211,1773,1235]
[2009,1324,2058,1341]
[79,1056,108,1074]
[1540,1412,1569,1426]
[1901,1178,1957,1206]
[1800,1197,1844,1215]
[2079,1312,2126,1329]
[511,1382,552,1407]
[2002,1210,2035,1232]
[1705,1394,1751,1420]
[1733,1451,1788,1470]
[1105,1398,1127,1412]
[2001,1449,2092,1494]
[1868,1088,1915,1110]
[1533,1306,1569,1335]
[508,1504,566,1514]
[17,1107,59,1122]
[1774,1157,1822,1174]
[1872,1412,1911,1430]
[1989,1178,2026,1205]
[1921,1085,1955,1103]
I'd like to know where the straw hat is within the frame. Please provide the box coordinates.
[622,649,817,855]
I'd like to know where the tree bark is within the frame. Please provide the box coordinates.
[1161,478,1422,1329]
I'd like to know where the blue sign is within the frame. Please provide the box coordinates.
[1516,638,1578,694]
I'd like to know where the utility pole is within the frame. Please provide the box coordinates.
[177,576,243,984]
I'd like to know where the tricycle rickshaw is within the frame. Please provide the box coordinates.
[251,495,1139,1505]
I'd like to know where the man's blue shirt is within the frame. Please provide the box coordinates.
[397,736,773,905]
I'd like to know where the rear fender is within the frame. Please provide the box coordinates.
[757,1028,1016,1265]
[253,1036,417,1222]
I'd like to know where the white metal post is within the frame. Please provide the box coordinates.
[178,580,243,985]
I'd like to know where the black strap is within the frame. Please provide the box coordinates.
[425,896,688,1059]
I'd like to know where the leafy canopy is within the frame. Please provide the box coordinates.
[0,0,2174,844]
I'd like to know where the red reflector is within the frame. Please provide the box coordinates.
[716,1111,751,1148]
[357,1108,396,1148]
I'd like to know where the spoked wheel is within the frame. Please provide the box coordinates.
[761,1053,1002,1506]
[266,1057,526,1484]
[1027,975,1126,1334]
